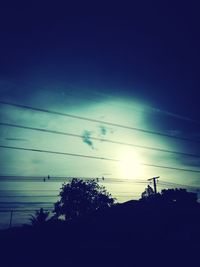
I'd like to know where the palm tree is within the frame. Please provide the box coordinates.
[29,208,49,226]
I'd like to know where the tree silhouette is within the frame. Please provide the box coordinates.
[54,178,115,220]
[160,188,197,205]
[141,185,154,199]
[140,187,197,206]
[29,208,50,226]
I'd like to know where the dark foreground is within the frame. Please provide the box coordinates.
[0,200,200,267]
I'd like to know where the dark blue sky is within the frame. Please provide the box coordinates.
[1,1,200,114]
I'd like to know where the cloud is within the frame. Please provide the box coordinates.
[167,130,182,136]
[81,126,110,150]
[148,106,200,125]
[82,130,94,149]
[99,125,115,137]
[32,159,43,164]
[179,157,200,168]
[5,138,28,142]
[99,125,107,136]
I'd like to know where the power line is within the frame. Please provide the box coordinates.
[6,80,199,125]
[1,144,200,173]
[158,181,200,189]
[0,189,59,191]
[0,181,198,190]
[0,194,140,198]
[0,209,54,213]
[36,85,200,125]
[0,144,118,162]
[2,121,200,158]
[141,162,200,173]
[0,175,165,186]
[0,175,200,188]
[0,195,59,198]
[1,100,200,143]
[66,86,200,125]
[0,202,54,205]
[0,175,149,184]
[0,175,146,180]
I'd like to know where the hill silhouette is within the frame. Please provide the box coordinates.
[0,198,200,267]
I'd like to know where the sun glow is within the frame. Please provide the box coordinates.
[118,148,142,179]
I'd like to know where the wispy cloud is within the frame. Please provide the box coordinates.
[179,156,200,168]
[99,125,107,136]
[82,130,94,149]
[149,106,200,125]
[81,126,113,150]
[5,138,28,142]
[99,125,115,137]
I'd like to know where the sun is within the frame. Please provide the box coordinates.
[118,148,142,179]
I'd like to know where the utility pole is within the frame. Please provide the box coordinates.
[147,176,159,194]
[9,210,13,228]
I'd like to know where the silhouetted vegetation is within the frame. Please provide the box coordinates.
[29,208,50,226]
[140,187,198,206]
[0,182,200,267]
[54,178,115,220]
[141,184,154,198]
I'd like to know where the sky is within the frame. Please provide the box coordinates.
[0,1,200,227]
